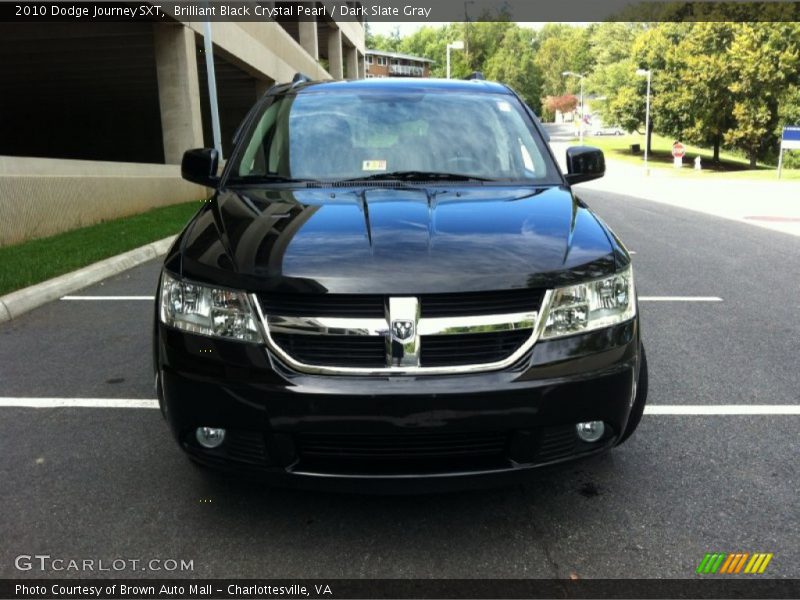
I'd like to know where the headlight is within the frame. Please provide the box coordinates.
[540,266,635,339]
[159,272,263,343]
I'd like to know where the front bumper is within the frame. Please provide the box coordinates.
[156,319,640,491]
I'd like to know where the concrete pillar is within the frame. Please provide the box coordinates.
[345,45,358,79]
[153,24,204,164]
[298,7,318,60]
[358,53,366,79]
[327,26,343,79]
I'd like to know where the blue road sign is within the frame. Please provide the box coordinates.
[782,126,800,148]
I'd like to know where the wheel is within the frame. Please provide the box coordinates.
[617,344,648,445]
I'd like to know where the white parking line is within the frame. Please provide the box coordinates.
[639,296,723,302]
[645,405,800,415]
[0,398,159,408]
[1,398,798,415]
[61,296,154,301]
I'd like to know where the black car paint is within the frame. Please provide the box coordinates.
[176,185,626,294]
[154,78,643,491]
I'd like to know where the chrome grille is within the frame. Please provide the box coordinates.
[253,289,550,375]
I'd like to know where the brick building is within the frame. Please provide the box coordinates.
[365,50,434,78]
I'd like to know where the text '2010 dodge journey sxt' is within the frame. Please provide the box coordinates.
[154,76,647,492]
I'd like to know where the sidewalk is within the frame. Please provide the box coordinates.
[550,141,800,237]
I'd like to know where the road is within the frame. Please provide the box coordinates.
[1,161,799,580]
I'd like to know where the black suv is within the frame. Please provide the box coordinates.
[154,77,647,491]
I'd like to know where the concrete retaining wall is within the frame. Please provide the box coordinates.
[0,156,204,247]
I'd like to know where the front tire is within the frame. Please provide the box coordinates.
[617,345,648,445]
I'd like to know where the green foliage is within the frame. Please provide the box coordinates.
[533,25,593,98]
[581,21,800,166]
[485,27,543,112]
[373,22,544,112]
[724,23,799,165]
[651,23,736,161]
[0,202,200,295]
[365,23,401,52]
[366,20,800,166]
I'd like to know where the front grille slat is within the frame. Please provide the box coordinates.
[260,289,544,320]
[260,294,385,318]
[420,330,531,367]
[271,333,386,368]
[420,289,544,317]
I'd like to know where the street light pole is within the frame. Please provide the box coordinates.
[561,71,585,144]
[636,68,652,175]
[203,20,223,161]
[446,41,464,79]
[579,76,584,145]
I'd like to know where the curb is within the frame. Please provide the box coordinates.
[0,235,176,324]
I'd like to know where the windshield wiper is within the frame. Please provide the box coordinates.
[227,174,319,184]
[340,170,496,183]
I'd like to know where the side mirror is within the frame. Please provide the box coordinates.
[565,146,605,185]
[181,148,219,187]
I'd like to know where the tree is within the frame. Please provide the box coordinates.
[725,23,799,166]
[652,23,736,163]
[584,25,663,151]
[533,25,593,98]
[543,95,579,115]
[365,24,402,52]
[588,22,645,68]
[484,26,543,112]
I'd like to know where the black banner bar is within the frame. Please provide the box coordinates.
[1,0,799,22]
[2,579,800,600]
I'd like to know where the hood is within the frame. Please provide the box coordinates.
[179,185,621,294]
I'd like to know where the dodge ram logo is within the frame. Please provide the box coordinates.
[391,319,415,342]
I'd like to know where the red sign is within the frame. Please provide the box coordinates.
[672,142,686,158]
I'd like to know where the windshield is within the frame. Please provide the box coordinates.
[230,90,559,184]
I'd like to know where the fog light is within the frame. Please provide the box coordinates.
[196,427,226,448]
[576,421,605,443]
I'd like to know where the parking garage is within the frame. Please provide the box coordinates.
[0,11,365,245]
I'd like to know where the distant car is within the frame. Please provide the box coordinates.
[591,125,625,136]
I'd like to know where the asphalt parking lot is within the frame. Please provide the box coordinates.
[1,185,799,580]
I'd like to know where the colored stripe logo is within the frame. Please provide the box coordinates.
[696,553,773,574]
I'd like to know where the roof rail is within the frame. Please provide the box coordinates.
[465,71,485,81]
[291,72,312,86]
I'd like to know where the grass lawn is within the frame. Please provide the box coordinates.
[0,201,201,296]
[578,133,800,180]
